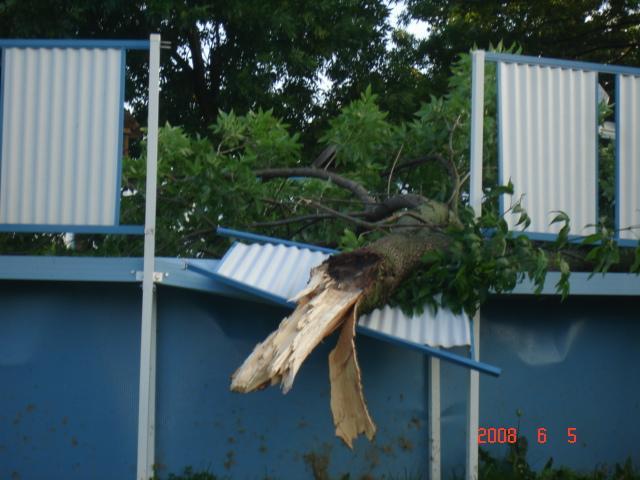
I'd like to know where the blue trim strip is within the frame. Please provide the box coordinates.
[2,255,639,296]
[0,39,150,50]
[216,227,338,254]
[509,231,593,243]
[485,51,640,76]
[357,326,501,377]
[114,50,126,225]
[617,238,639,248]
[0,224,144,234]
[0,255,143,282]
[185,262,297,308]
[510,270,640,295]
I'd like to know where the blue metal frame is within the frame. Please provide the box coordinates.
[216,226,339,254]
[0,39,150,50]
[0,38,151,235]
[485,51,640,76]
[0,224,144,234]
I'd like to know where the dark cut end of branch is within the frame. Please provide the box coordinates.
[326,251,382,289]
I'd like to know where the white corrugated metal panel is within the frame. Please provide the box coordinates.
[617,74,640,241]
[0,47,123,226]
[216,242,330,300]
[216,242,471,347]
[498,62,598,236]
[358,305,470,348]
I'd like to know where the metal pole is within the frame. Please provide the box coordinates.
[429,357,441,480]
[466,49,485,480]
[469,50,485,217]
[466,313,481,480]
[137,33,161,480]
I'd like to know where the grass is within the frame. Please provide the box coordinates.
[154,439,640,480]
[469,436,640,480]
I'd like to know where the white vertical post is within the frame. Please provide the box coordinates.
[466,314,481,480]
[429,357,441,480]
[137,33,161,480]
[466,50,485,480]
[469,50,485,218]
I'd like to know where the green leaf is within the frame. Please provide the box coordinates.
[550,211,569,225]
[631,246,640,274]
[581,232,601,245]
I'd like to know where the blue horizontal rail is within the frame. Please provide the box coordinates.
[485,51,640,76]
[357,325,501,377]
[0,224,144,234]
[186,261,501,377]
[216,226,338,254]
[0,39,150,50]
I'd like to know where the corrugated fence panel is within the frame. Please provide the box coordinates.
[358,304,470,348]
[216,242,471,347]
[617,74,640,242]
[499,62,598,236]
[216,242,330,300]
[0,47,122,226]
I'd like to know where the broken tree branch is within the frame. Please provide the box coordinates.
[231,212,453,446]
[255,167,375,205]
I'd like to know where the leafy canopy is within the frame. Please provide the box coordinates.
[0,0,424,137]
[405,1,640,96]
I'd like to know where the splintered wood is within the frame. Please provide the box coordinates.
[328,304,376,447]
[230,264,377,448]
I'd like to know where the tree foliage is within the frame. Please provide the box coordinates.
[405,0,640,95]
[0,0,416,135]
